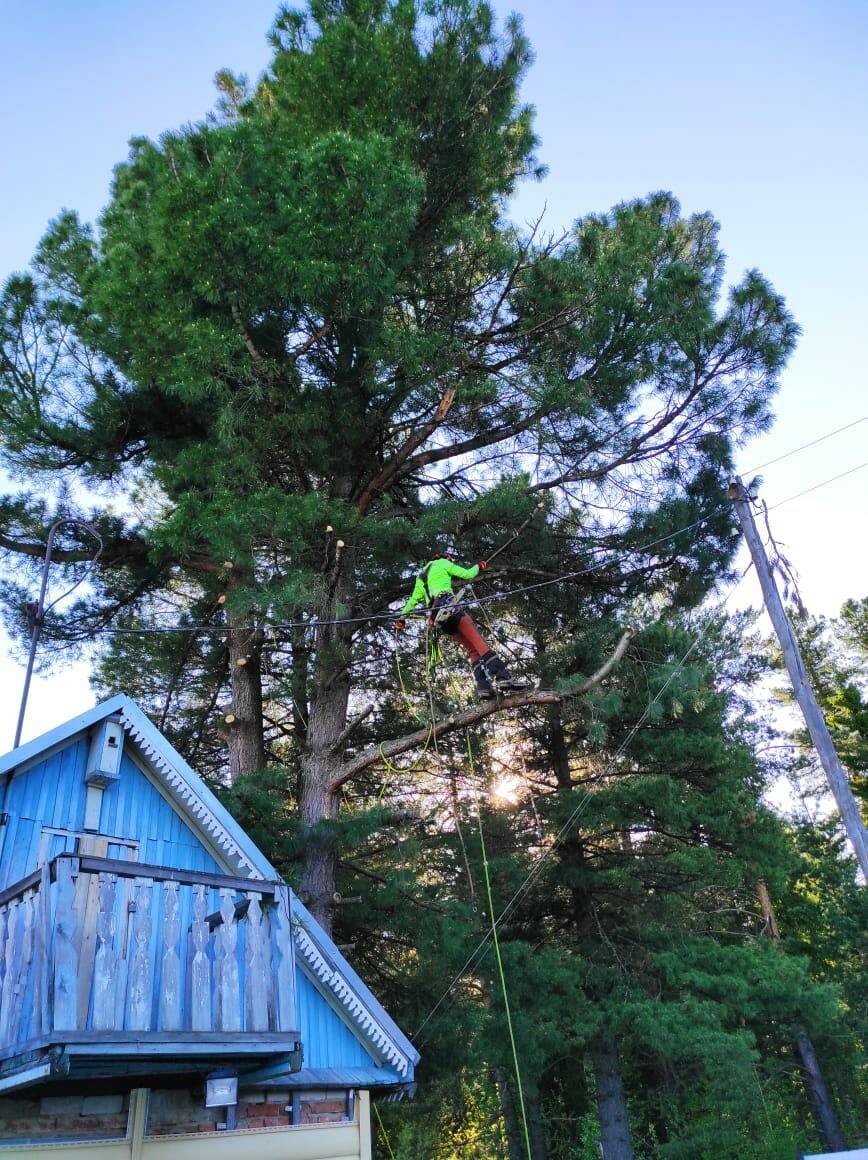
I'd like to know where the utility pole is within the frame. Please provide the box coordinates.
[729,477,868,880]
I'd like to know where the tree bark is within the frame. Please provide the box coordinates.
[297,544,355,933]
[795,1031,845,1153]
[225,605,265,783]
[525,1088,549,1159]
[588,1027,634,1160]
[754,880,845,1152]
[494,1066,526,1160]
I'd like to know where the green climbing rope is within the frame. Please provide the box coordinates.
[467,737,533,1160]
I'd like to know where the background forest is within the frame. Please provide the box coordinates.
[0,2,865,1156]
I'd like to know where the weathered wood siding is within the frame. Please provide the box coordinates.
[0,861,296,1046]
[0,736,300,1050]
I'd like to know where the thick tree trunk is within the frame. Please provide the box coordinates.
[297,544,354,933]
[588,1028,634,1160]
[225,606,265,783]
[297,677,350,933]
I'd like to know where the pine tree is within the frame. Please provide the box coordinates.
[1,0,795,937]
[760,599,868,826]
[439,610,851,1158]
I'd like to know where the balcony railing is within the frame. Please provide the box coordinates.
[0,854,297,1057]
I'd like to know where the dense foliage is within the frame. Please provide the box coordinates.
[1,1,863,1155]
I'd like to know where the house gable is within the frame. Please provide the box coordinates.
[0,737,226,887]
[0,696,419,1086]
[296,970,379,1071]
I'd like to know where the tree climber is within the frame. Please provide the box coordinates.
[395,546,532,700]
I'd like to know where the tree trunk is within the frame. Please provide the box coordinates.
[546,707,634,1160]
[297,545,355,933]
[525,1088,549,1159]
[225,606,265,783]
[795,1031,845,1153]
[588,1027,634,1160]
[494,1066,526,1160]
[754,881,844,1152]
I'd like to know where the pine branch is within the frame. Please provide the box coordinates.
[331,703,375,752]
[356,385,456,515]
[330,628,634,789]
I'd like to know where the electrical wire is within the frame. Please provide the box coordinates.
[766,457,868,512]
[69,446,868,641]
[743,414,867,475]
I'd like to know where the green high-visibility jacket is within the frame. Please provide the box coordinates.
[401,558,480,615]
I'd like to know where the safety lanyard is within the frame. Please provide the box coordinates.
[419,561,435,603]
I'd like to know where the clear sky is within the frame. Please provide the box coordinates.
[1,0,867,746]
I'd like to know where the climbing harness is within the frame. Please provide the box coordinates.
[418,504,545,633]
[428,588,471,632]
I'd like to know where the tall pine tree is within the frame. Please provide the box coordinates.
[0,0,795,936]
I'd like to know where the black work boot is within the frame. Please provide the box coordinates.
[472,657,496,700]
[482,651,533,694]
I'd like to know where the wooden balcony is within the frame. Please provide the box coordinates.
[0,855,300,1092]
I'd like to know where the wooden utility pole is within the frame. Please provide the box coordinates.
[729,478,868,879]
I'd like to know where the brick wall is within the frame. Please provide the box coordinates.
[299,1096,347,1125]
[0,1093,129,1141]
[146,1088,222,1136]
[234,1088,348,1129]
[0,1086,351,1142]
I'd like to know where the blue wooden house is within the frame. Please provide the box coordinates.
[0,695,418,1157]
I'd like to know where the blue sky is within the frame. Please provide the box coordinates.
[1,0,867,745]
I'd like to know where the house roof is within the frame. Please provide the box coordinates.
[0,694,419,1080]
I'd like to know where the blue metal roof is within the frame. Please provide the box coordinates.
[276,1067,410,1089]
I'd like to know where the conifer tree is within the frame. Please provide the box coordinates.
[1,0,795,934]
[361,602,860,1158]
[782,601,868,816]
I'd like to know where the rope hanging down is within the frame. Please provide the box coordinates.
[413,568,749,1046]
[468,737,534,1160]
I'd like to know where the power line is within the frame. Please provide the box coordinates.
[766,457,868,512]
[744,415,867,475]
[31,423,868,641]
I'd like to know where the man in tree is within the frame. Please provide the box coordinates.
[396,546,531,699]
[0,0,797,934]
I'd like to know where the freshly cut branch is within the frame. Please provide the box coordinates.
[331,628,634,788]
